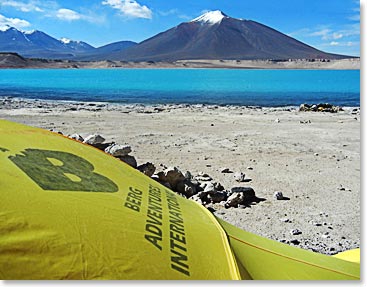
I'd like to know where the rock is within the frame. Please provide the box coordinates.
[290,229,302,235]
[137,162,156,177]
[184,170,192,180]
[195,174,213,181]
[274,118,280,123]
[176,180,197,197]
[273,191,284,200]
[118,155,137,168]
[105,144,132,157]
[163,167,186,189]
[246,167,253,170]
[230,187,256,201]
[203,182,216,194]
[234,172,246,182]
[280,218,291,223]
[69,133,84,141]
[189,194,203,205]
[208,191,227,203]
[83,134,105,145]
[225,192,245,208]
[214,182,225,191]
[299,103,343,113]
[221,168,233,173]
[290,239,301,245]
[92,142,114,151]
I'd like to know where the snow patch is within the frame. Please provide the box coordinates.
[60,37,71,44]
[0,25,13,32]
[191,10,228,25]
[24,30,37,35]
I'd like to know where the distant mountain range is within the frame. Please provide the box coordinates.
[0,25,137,59]
[0,11,354,61]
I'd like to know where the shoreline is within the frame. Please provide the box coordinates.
[0,96,361,110]
[0,53,360,70]
[0,97,360,256]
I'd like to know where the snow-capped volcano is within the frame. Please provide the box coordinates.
[191,10,229,25]
[109,10,348,61]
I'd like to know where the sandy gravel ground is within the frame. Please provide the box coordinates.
[0,98,360,255]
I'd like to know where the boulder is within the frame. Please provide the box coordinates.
[137,162,156,177]
[162,167,186,190]
[105,144,132,157]
[203,182,216,194]
[69,134,84,142]
[176,180,197,197]
[118,155,137,168]
[230,187,256,201]
[208,191,227,203]
[83,134,105,145]
[225,192,245,208]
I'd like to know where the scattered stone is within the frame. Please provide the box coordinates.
[221,168,233,173]
[290,229,302,235]
[184,170,192,180]
[299,103,343,113]
[204,182,216,194]
[214,182,225,191]
[162,167,186,189]
[234,172,246,182]
[273,191,284,200]
[290,239,301,245]
[246,167,253,170]
[274,118,280,123]
[105,144,132,157]
[83,134,105,145]
[137,162,156,177]
[208,191,227,203]
[229,187,256,203]
[118,155,137,168]
[300,120,311,124]
[69,133,84,141]
[314,153,319,156]
[195,174,213,181]
[322,232,330,239]
[280,218,291,223]
[176,180,197,197]
[225,192,245,208]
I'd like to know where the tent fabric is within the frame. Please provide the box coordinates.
[0,119,240,280]
[0,119,360,280]
[218,219,360,280]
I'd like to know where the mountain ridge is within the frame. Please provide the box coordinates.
[0,11,356,61]
[107,11,352,61]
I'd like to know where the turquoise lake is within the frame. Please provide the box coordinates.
[0,69,360,106]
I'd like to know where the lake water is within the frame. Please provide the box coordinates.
[0,69,360,107]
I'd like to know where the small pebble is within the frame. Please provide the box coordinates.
[290,229,302,235]
[273,191,284,200]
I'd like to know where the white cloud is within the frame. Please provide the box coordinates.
[310,28,332,40]
[326,41,359,47]
[102,0,152,19]
[56,8,81,21]
[332,32,343,40]
[0,0,44,12]
[0,13,30,30]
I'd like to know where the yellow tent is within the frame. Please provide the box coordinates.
[0,119,360,280]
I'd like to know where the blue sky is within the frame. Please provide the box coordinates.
[0,0,361,56]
